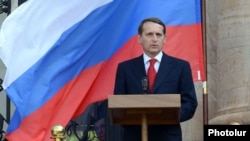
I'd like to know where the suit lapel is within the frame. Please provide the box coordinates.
[132,55,147,79]
[153,54,173,92]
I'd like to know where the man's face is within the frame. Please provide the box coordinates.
[138,21,166,58]
[94,118,105,141]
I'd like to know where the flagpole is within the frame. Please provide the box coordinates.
[4,0,12,124]
[201,0,208,125]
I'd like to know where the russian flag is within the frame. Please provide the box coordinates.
[0,0,204,140]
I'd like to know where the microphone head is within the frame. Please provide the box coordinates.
[142,77,148,93]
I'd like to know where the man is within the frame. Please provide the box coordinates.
[113,17,198,141]
[93,101,106,141]
[94,117,105,141]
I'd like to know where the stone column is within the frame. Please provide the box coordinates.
[209,0,250,124]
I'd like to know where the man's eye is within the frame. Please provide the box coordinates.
[146,34,153,37]
[156,33,163,37]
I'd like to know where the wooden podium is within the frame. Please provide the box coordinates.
[108,94,180,141]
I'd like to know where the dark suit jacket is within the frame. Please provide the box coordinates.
[109,53,198,141]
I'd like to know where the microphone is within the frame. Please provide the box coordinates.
[142,77,148,94]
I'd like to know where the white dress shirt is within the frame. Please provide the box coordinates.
[143,51,163,74]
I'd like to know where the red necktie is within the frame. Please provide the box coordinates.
[148,59,157,93]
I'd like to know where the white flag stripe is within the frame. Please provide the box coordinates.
[0,0,113,88]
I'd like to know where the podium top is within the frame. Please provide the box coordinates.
[108,94,180,108]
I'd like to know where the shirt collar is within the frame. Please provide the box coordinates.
[143,51,163,64]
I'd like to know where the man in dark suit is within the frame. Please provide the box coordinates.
[113,17,198,141]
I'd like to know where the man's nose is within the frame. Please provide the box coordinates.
[152,34,157,41]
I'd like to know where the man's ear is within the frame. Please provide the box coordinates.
[138,35,142,44]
